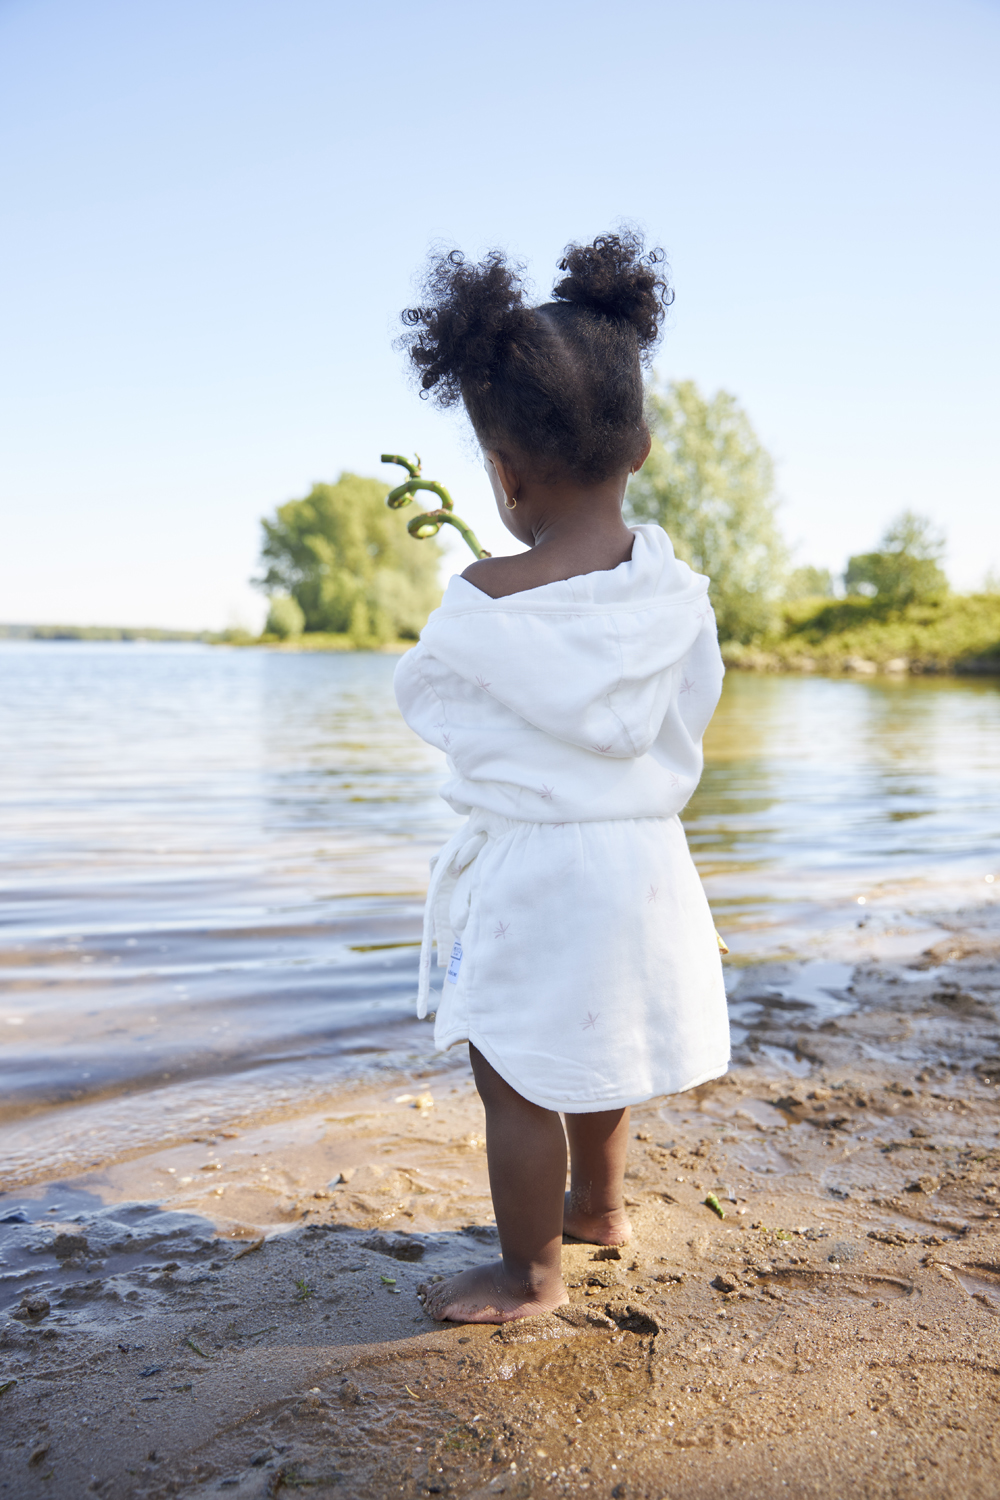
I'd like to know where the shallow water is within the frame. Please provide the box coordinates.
[1,644,998,1179]
[688,671,1000,949]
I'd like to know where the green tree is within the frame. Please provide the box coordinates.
[785,565,835,600]
[844,510,947,607]
[256,473,442,644]
[265,594,305,639]
[625,380,788,642]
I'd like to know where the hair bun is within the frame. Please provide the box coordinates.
[400,248,532,407]
[551,231,672,349]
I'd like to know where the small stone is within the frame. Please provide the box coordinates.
[711,1274,738,1293]
[11,1295,50,1322]
[828,1241,863,1263]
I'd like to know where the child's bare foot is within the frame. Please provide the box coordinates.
[418,1262,569,1324]
[562,1191,632,1246]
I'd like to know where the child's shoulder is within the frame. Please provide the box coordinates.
[460,553,553,600]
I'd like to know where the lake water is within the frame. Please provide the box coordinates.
[1,643,998,1183]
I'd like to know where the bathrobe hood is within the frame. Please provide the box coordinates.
[394,524,724,824]
[416,525,711,757]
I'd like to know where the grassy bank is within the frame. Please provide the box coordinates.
[724,591,1000,676]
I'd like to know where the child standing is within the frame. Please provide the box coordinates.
[393,232,729,1323]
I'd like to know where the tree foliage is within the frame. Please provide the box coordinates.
[265,594,305,639]
[785,565,835,600]
[625,380,788,643]
[844,510,947,607]
[256,473,442,644]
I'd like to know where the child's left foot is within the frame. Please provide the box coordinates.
[418,1262,569,1324]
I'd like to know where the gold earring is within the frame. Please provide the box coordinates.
[504,495,517,509]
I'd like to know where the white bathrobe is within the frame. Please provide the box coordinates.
[393,523,730,1111]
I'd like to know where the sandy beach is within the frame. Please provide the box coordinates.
[3,906,999,1499]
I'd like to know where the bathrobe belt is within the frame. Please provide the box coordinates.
[416,813,731,1017]
[417,814,490,1019]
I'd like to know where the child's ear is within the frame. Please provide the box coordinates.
[631,431,652,474]
[487,451,521,506]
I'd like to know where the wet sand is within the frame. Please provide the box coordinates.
[3,911,1000,1499]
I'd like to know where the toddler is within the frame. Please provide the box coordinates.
[393,232,729,1322]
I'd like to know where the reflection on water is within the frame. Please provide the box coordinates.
[0,644,998,1180]
[687,672,1000,946]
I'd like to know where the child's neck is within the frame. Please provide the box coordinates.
[463,477,636,600]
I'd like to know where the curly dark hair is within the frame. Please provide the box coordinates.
[399,231,673,484]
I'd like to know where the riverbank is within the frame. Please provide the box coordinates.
[3,911,999,1499]
[6,588,1000,673]
[724,592,1000,677]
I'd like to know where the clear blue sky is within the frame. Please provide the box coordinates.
[1,0,997,629]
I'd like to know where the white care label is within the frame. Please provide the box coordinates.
[446,940,463,985]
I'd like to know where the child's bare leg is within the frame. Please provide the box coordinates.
[563,1107,632,1246]
[419,1045,569,1323]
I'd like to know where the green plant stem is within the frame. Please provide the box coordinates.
[382,453,490,559]
[407,508,489,558]
[380,452,421,478]
[386,477,454,512]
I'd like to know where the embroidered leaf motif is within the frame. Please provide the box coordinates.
[494,921,510,939]
[539,785,555,801]
[680,676,696,695]
[581,1011,600,1031]
[593,743,612,754]
[475,674,491,691]
[668,771,680,788]
[647,885,659,903]
[441,731,452,748]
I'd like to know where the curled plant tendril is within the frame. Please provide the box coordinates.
[381,454,491,559]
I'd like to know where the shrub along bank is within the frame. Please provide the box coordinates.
[722,591,1000,675]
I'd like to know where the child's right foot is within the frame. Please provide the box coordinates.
[418,1262,568,1324]
[562,1191,632,1246]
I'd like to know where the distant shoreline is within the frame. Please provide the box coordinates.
[4,612,998,675]
[0,623,211,643]
[0,624,411,653]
